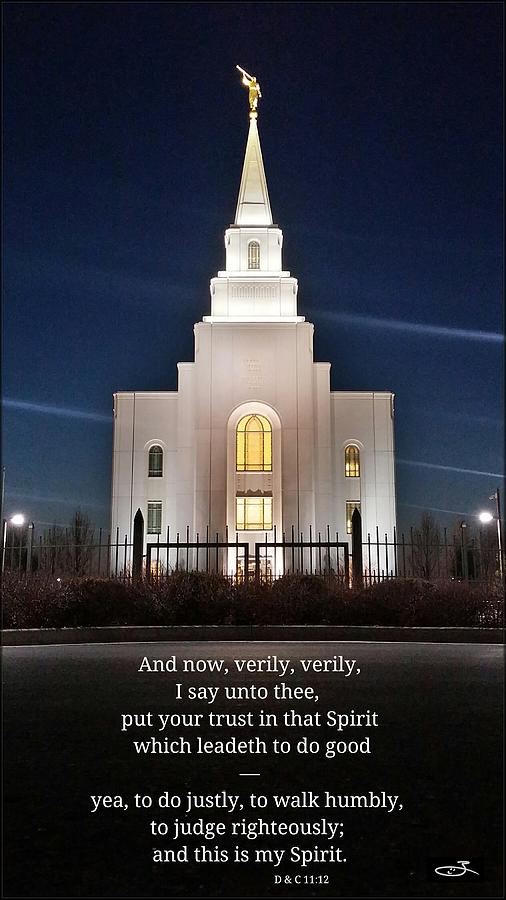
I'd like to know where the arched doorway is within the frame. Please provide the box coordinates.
[226,402,282,577]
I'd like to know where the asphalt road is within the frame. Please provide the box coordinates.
[2,641,503,898]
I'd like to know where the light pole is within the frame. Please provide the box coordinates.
[1,519,6,574]
[460,521,468,581]
[0,466,5,526]
[26,522,35,573]
[479,487,504,580]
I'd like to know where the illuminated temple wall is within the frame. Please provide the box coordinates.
[111,113,396,572]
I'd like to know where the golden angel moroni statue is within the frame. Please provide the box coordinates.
[236,65,262,117]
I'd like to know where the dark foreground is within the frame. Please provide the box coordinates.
[2,641,503,897]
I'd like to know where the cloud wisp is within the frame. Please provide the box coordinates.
[6,489,107,509]
[311,310,503,344]
[397,458,504,479]
[3,398,111,423]
[399,502,474,518]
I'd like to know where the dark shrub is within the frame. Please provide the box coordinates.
[1,571,503,629]
[150,571,235,625]
[266,574,348,625]
[411,580,502,627]
[345,580,421,626]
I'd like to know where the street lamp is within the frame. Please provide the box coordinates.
[1,514,27,574]
[478,488,503,580]
[10,513,25,527]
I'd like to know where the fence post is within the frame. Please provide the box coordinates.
[132,508,144,579]
[352,508,363,588]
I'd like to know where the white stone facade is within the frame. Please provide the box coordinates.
[111,113,396,575]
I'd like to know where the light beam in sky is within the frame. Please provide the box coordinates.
[397,458,504,479]
[7,489,107,508]
[3,398,111,423]
[312,311,503,343]
[400,502,475,518]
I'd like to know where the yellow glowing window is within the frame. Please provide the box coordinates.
[346,501,361,535]
[345,445,360,477]
[236,496,273,531]
[248,241,260,269]
[236,414,272,472]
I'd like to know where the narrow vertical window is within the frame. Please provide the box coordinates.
[147,502,162,534]
[148,445,163,477]
[345,445,360,477]
[248,240,260,269]
[236,415,272,472]
[346,501,361,535]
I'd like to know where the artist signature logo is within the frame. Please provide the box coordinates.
[434,860,480,878]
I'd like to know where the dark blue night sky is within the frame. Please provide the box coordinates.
[3,2,503,536]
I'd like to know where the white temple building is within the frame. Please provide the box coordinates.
[111,77,396,576]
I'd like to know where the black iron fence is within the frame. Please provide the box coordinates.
[1,515,502,586]
[2,524,127,579]
[145,525,349,583]
[359,525,500,585]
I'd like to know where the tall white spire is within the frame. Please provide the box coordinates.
[235,116,273,226]
[204,71,303,323]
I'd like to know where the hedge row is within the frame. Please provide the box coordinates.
[2,571,503,629]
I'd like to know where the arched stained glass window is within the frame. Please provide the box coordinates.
[236,415,272,472]
[148,445,163,477]
[248,240,260,269]
[345,445,360,478]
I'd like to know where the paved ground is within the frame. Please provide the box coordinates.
[2,641,503,897]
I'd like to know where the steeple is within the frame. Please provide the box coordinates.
[235,116,273,226]
[203,69,303,323]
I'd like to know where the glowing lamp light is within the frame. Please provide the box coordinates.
[10,514,25,527]
[479,511,494,524]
